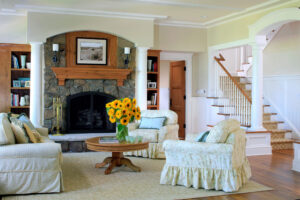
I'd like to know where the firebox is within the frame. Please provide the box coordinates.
[66,92,116,133]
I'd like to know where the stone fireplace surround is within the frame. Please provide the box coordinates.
[44,31,136,152]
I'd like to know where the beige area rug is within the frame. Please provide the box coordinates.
[4,152,271,200]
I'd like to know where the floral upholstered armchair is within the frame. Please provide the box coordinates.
[160,119,251,192]
[124,110,179,159]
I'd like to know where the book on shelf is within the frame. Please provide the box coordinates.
[11,55,19,69]
[153,62,157,72]
[147,60,152,72]
[99,136,119,143]
[11,93,19,106]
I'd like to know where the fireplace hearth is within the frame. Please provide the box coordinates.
[66,92,116,133]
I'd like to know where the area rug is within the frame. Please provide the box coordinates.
[3,152,272,200]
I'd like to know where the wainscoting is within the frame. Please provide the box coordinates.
[264,75,300,139]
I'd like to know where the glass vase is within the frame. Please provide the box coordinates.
[116,123,128,143]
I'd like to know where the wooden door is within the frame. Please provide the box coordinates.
[0,49,11,112]
[170,60,186,139]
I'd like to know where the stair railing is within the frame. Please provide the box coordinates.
[214,54,252,127]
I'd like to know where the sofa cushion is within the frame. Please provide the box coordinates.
[10,117,30,144]
[23,124,42,143]
[129,129,158,143]
[206,119,240,143]
[139,117,166,129]
[141,110,178,125]
[0,113,16,145]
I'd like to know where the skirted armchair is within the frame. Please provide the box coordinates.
[124,110,179,159]
[160,119,251,192]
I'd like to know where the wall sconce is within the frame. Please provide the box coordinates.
[52,43,59,64]
[124,47,130,68]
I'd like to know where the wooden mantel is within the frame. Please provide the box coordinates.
[52,67,132,86]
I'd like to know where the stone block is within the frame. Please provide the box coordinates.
[69,141,83,152]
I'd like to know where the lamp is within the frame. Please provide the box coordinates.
[124,47,130,68]
[52,43,59,64]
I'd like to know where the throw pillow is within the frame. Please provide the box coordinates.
[23,124,42,143]
[10,117,30,144]
[206,119,240,143]
[195,131,210,142]
[0,113,16,145]
[139,117,166,129]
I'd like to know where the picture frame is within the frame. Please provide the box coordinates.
[13,80,21,88]
[25,81,30,88]
[147,82,157,89]
[76,38,108,65]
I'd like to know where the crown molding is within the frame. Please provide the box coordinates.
[156,0,299,29]
[14,4,168,21]
[155,20,205,29]
[127,0,243,11]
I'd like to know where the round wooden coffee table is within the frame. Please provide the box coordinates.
[85,137,149,175]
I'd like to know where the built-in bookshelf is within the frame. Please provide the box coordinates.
[147,50,160,110]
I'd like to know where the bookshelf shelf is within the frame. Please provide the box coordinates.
[11,87,30,90]
[11,69,31,72]
[10,106,30,109]
[147,50,160,110]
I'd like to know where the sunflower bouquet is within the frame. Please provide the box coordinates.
[106,98,141,142]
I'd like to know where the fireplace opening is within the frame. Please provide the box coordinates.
[66,92,116,133]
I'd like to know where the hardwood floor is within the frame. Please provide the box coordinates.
[184,150,300,200]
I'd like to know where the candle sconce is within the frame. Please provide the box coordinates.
[52,97,63,136]
[123,47,131,68]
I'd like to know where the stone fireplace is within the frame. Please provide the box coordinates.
[66,92,115,133]
[43,31,136,134]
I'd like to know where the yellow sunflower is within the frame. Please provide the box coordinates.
[112,100,120,109]
[125,102,132,109]
[135,112,141,120]
[108,108,115,116]
[109,115,116,123]
[132,107,137,114]
[132,98,136,107]
[121,108,129,116]
[120,117,130,126]
[118,102,124,109]
[123,98,131,104]
[137,106,141,113]
[115,110,122,119]
[105,102,112,108]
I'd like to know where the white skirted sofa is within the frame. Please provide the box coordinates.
[125,110,179,159]
[160,119,251,192]
[0,113,63,195]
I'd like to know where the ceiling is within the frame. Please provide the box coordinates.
[0,0,294,27]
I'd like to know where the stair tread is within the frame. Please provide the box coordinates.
[211,105,225,107]
[264,113,277,115]
[270,129,292,133]
[271,138,294,144]
[263,121,284,124]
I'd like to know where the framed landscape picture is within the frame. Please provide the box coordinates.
[76,38,107,65]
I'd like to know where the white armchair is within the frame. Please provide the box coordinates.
[160,119,252,192]
[124,110,179,159]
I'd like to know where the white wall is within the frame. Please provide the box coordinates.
[218,47,240,74]
[159,60,170,110]
[263,22,300,138]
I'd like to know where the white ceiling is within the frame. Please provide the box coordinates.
[0,0,294,27]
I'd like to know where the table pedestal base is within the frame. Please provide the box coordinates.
[95,152,141,175]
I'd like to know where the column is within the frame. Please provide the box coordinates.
[135,47,149,111]
[250,36,266,131]
[30,42,43,127]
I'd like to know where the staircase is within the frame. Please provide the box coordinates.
[209,54,293,150]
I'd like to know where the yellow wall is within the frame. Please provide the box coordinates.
[207,1,300,47]
[154,25,207,52]
[27,12,154,46]
[192,52,208,97]
[0,15,27,44]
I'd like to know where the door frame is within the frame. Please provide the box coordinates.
[160,51,193,137]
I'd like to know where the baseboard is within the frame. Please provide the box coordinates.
[292,161,300,172]
[246,146,272,156]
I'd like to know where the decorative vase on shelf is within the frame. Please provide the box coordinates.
[20,97,26,106]
[24,95,30,106]
[20,55,26,69]
[106,98,141,143]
